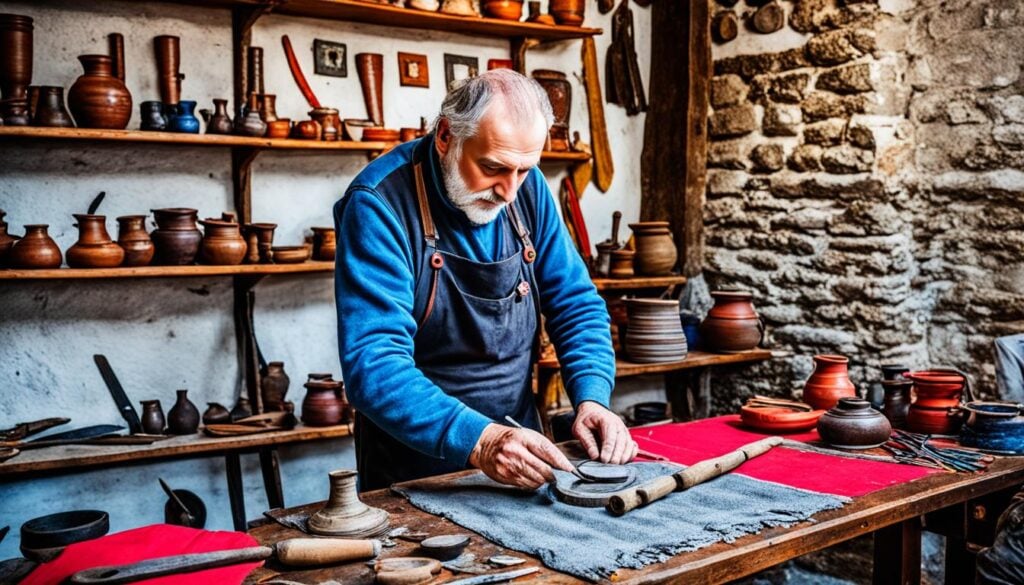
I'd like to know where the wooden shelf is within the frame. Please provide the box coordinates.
[0,261,335,280]
[592,275,688,291]
[538,349,774,377]
[0,424,351,478]
[538,150,592,162]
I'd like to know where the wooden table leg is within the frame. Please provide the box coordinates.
[258,447,284,510]
[873,517,922,585]
[225,452,246,531]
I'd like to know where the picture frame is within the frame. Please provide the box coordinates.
[397,52,430,88]
[443,54,479,90]
[313,39,347,77]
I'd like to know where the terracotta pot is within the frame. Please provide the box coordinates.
[311,226,336,261]
[198,219,247,266]
[549,0,585,25]
[154,35,182,107]
[291,119,321,140]
[629,221,677,276]
[68,55,132,129]
[140,400,165,435]
[116,215,155,267]
[246,222,276,263]
[816,397,892,449]
[0,14,33,126]
[9,224,62,269]
[699,290,763,353]
[905,369,969,435]
[151,208,202,266]
[802,354,857,411]
[532,70,571,152]
[608,248,635,278]
[257,94,278,123]
[204,99,233,135]
[302,377,346,427]
[202,402,231,425]
[880,379,912,430]
[32,86,74,128]
[167,389,199,435]
[265,119,291,139]
[483,0,523,20]
[309,107,340,141]
[355,53,384,127]
[66,214,124,269]
[261,361,291,412]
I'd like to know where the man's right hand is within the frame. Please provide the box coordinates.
[468,423,576,490]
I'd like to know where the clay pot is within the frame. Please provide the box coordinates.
[609,248,635,278]
[532,70,571,152]
[151,208,202,266]
[291,119,322,140]
[629,221,677,276]
[139,101,167,131]
[483,0,523,20]
[257,94,278,123]
[261,361,291,412]
[526,1,556,24]
[312,227,336,261]
[198,219,247,266]
[880,379,912,430]
[234,108,267,137]
[167,390,200,435]
[817,397,892,449]
[246,222,276,263]
[0,14,33,127]
[905,369,969,435]
[309,107,340,141]
[549,0,585,25]
[140,400,165,435]
[9,224,62,269]
[32,86,74,128]
[154,35,182,107]
[116,215,155,267]
[68,55,132,130]
[699,290,763,353]
[265,119,291,139]
[204,99,233,134]
[961,402,1024,454]
[202,402,231,425]
[302,377,346,427]
[230,396,252,421]
[66,214,124,269]
[355,53,385,127]
[803,355,857,411]
[309,469,390,537]
[624,299,688,364]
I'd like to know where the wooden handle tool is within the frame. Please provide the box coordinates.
[281,35,321,109]
[607,437,782,516]
[581,37,613,192]
[273,537,381,566]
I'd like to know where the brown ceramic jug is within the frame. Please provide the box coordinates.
[140,400,165,435]
[301,376,346,427]
[609,248,635,278]
[167,389,200,435]
[68,54,132,129]
[257,94,278,123]
[9,224,62,269]
[66,214,124,269]
[151,208,202,265]
[0,210,19,265]
[699,290,763,353]
[880,379,912,430]
[32,86,74,127]
[312,226,336,261]
[629,221,677,276]
[116,215,155,267]
[309,107,340,141]
[246,222,276,263]
[802,355,857,411]
[204,99,233,135]
[261,361,291,412]
[202,402,231,425]
[198,219,247,266]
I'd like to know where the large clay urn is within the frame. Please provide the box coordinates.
[167,389,200,435]
[66,214,124,268]
[802,355,857,411]
[905,369,970,435]
[116,215,155,267]
[261,361,291,412]
[198,219,247,266]
[699,290,762,353]
[302,376,346,427]
[0,14,33,126]
[68,55,132,129]
[629,221,677,276]
[9,224,62,269]
[151,208,202,265]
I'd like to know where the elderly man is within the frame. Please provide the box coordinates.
[334,69,636,491]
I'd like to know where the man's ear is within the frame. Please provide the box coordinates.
[435,118,452,157]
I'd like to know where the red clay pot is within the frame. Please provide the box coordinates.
[905,369,968,435]
[116,215,154,267]
[699,290,762,353]
[66,214,124,268]
[198,219,247,266]
[67,55,132,129]
[301,377,346,427]
[802,354,857,411]
[9,224,62,269]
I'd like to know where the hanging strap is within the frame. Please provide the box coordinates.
[414,163,443,329]
[506,198,537,264]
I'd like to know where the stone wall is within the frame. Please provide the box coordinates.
[704,0,1024,408]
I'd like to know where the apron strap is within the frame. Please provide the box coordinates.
[414,162,443,329]
[506,199,537,264]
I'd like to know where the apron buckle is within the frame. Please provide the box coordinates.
[523,246,537,264]
[516,280,531,300]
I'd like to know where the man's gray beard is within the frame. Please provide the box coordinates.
[442,144,507,226]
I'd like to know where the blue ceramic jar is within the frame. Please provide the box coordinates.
[960,401,1024,454]
[168,100,200,134]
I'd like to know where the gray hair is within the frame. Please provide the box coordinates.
[432,69,555,142]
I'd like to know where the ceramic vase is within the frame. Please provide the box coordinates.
[261,361,290,412]
[609,248,635,278]
[905,370,968,435]
[68,54,132,129]
[483,0,524,20]
[816,397,892,449]
[629,221,677,276]
[257,94,278,123]
[0,14,33,126]
[204,99,232,134]
[198,219,247,265]
[880,379,912,430]
[167,389,200,435]
[302,377,346,427]
[32,86,73,127]
[312,227,336,261]
[202,402,231,425]
[230,396,252,421]
[116,215,155,267]
[309,470,390,537]
[140,400,165,434]
[154,35,182,107]
[246,222,276,263]
[9,224,61,269]
[803,355,857,411]
[355,54,385,127]
[139,101,167,131]
[66,214,124,268]
[623,299,688,364]
[168,100,200,133]
[532,70,571,151]
[309,107,340,141]
[234,108,266,137]
[699,290,762,353]
[151,208,202,266]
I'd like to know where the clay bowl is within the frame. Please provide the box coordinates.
[290,119,321,140]
[271,245,311,264]
[483,0,524,20]
[362,127,401,142]
[21,510,109,561]
[419,534,470,561]
[740,405,824,433]
[265,118,291,139]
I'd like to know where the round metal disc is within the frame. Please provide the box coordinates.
[551,464,639,507]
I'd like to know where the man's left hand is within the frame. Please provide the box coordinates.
[572,401,637,464]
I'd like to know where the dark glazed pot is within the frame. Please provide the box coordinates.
[140,399,165,434]
[68,55,132,129]
[168,100,200,133]
[261,361,290,412]
[312,226,336,261]
[9,224,62,269]
[202,402,231,425]
[301,377,346,427]
[803,354,857,411]
[880,379,912,430]
[817,397,892,449]
[0,14,33,126]
[151,208,202,265]
[234,108,266,137]
[230,396,252,421]
[699,290,763,353]
[116,215,155,266]
[960,402,1024,454]
[167,389,200,435]
[198,219,247,265]
[66,214,124,269]
[204,99,233,134]
[32,86,74,127]
[139,101,166,131]
[881,363,909,381]
[629,221,677,276]
[549,0,585,25]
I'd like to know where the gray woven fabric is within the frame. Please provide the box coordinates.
[394,462,846,582]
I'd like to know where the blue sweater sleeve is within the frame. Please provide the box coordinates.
[334,188,493,466]
[528,171,616,407]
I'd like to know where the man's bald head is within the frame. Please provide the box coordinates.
[432,69,554,143]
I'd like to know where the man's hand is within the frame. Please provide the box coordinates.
[469,423,576,490]
[572,401,637,464]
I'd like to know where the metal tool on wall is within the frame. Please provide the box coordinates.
[605,0,647,116]
[93,354,142,434]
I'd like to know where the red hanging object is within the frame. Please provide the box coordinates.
[562,177,591,260]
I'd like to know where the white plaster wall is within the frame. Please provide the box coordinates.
[0,0,653,559]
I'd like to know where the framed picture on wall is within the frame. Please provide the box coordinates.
[313,39,347,77]
[398,52,430,88]
[443,54,479,90]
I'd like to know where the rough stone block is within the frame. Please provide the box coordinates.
[817,63,874,94]
[709,104,757,138]
[752,72,812,104]
[981,95,1024,123]
[828,201,904,236]
[711,74,749,109]
[715,53,779,81]
[705,231,751,251]
[738,251,781,271]
[848,27,878,54]
[946,101,989,125]
[764,104,802,136]
[829,234,907,253]
[789,144,824,172]
[821,145,874,173]
[772,207,835,231]
[790,0,840,33]
[803,92,869,122]
[707,170,749,197]
[750,143,786,172]
[804,119,848,145]
[774,325,857,349]
[923,29,1021,89]
[704,197,746,222]
[993,124,1024,148]
[770,176,885,200]
[778,47,813,71]
[847,125,876,150]
[708,140,749,170]
[807,30,863,66]
[759,304,806,325]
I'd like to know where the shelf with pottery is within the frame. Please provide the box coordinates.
[591,274,687,291]
[536,349,774,379]
[0,423,352,478]
[0,261,335,280]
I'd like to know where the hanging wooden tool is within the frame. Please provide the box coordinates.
[607,437,782,516]
[569,132,593,196]
[281,35,322,109]
[581,38,613,192]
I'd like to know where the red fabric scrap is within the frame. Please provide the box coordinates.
[630,415,938,498]
[22,524,261,585]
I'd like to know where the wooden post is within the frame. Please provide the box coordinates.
[872,518,922,585]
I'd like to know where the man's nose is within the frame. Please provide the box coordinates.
[494,173,518,202]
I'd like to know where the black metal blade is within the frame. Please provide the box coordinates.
[24,424,125,444]
[93,355,142,434]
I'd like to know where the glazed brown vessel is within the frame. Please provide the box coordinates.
[167,389,200,435]
[483,0,524,20]
[32,86,74,127]
[699,290,763,353]
[257,94,278,123]
[9,224,62,269]
[0,13,33,126]
[202,402,231,425]
[261,361,291,412]
[549,0,585,25]
[609,248,635,278]
[204,99,233,135]
[816,397,892,449]
[140,400,165,435]
[116,215,155,267]
[68,55,132,129]
[532,70,571,152]
[803,355,857,411]
[66,214,124,268]
[302,376,346,427]
[309,107,340,141]
[881,378,912,430]
[356,53,385,127]
[246,222,276,263]
[312,227,336,261]
[151,208,202,266]
[198,219,247,266]
[629,221,677,276]
[154,35,182,106]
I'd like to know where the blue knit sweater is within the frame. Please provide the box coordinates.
[333,138,614,467]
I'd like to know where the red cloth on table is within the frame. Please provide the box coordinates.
[630,415,938,498]
[22,524,261,585]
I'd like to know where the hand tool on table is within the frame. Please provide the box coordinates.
[503,416,589,482]
[446,566,541,585]
[93,354,142,435]
[607,436,783,516]
[281,35,322,109]
[581,37,613,192]
[70,538,382,584]
[0,417,70,441]
[159,478,197,527]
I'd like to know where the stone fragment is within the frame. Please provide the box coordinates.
[778,48,812,71]
[738,251,780,271]
[708,140,748,170]
[707,170,748,196]
[993,124,1024,148]
[774,325,856,349]
[710,74,749,109]
[822,145,874,173]
[847,125,876,150]
[804,119,847,145]
[828,202,904,236]
[788,144,824,171]
[946,101,988,125]
[770,176,885,200]
[816,63,874,94]
[982,95,1024,123]
[772,207,833,231]
[752,72,812,104]
[802,92,868,122]
[714,53,779,80]
[923,30,1021,89]
[790,0,839,33]
[763,104,802,136]
[750,144,786,172]
[709,104,757,138]
[806,30,862,66]
[848,28,877,54]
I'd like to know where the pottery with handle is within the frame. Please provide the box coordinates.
[802,354,857,411]
[68,54,132,129]
[66,214,124,269]
[151,208,202,265]
[116,215,155,267]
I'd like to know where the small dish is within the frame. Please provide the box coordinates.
[271,245,311,264]
[420,534,470,561]
[740,405,824,433]
[362,127,401,142]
